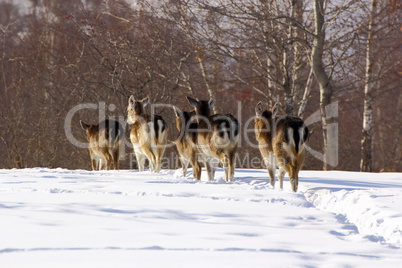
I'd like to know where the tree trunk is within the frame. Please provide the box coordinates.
[311,0,336,170]
[360,0,377,172]
[282,0,298,116]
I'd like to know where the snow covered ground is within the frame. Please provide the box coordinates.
[0,168,401,267]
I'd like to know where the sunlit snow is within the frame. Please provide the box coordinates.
[1,168,401,267]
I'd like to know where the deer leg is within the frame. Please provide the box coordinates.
[154,155,161,173]
[141,144,156,172]
[156,158,163,173]
[193,162,202,180]
[210,158,219,181]
[190,153,201,180]
[292,175,299,192]
[98,158,104,170]
[205,159,217,181]
[149,155,156,172]
[205,160,212,181]
[268,167,276,187]
[228,154,235,182]
[181,157,189,177]
[265,152,276,187]
[90,153,96,171]
[91,159,97,171]
[289,164,299,192]
[104,152,112,170]
[153,148,160,173]
[135,150,145,172]
[278,168,286,189]
[141,146,156,172]
[221,155,229,182]
[112,149,120,170]
[154,147,166,173]
[89,151,97,171]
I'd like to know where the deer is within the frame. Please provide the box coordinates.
[187,96,239,182]
[173,107,202,179]
[127,96,167,173]
[255,102,308,192]
[80,119,123,170]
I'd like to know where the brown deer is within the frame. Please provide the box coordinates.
[173,107,202,179]
[187,96,239,182]
[127,96,167,173]
[255,102,308,192]
[80,119,123,170]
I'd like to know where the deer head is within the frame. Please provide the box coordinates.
[127,95,149,124]
[186,96,214,119]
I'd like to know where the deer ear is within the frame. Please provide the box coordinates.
[208,98,215,107]
[129,95,135,106]
[80,120,90,130]
[142,97,149,107]
[173,106,182,118]
[272,102,279,117]
[255,102,263,117]
[303,125,309,142]
[186,96,199,108]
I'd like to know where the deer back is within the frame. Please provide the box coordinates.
[274,116,309,163]
[174,109,196,137]
[197,113,239,148]
[81,119,123,151]
[187,96,239,155]
[127,95,167,147]
[173,108,199,160]
[130,113,167,146]
[254,102,278,153]
[254,110,276,152]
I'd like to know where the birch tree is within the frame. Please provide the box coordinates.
[359,0,402,171]
[360,0,377,172]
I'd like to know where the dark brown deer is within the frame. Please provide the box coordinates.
[127,96,167,173]
[255,102,308,192]
[187,96,239,182]
[80,119,123,170]
[173,107,201,179]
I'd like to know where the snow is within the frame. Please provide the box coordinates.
[0,168,401,267]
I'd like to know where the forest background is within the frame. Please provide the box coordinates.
[0,0,401,172]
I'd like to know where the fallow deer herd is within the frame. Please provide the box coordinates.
[80,95,308,192]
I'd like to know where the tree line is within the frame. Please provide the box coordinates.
[0,0,401,172]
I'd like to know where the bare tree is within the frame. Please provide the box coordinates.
[186,0,314,115]
[310,0,363,170]
[360,0,377,172]
[311,0,334,170]
[1,0,401,172]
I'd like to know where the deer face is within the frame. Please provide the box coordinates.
[127,95,149,124]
